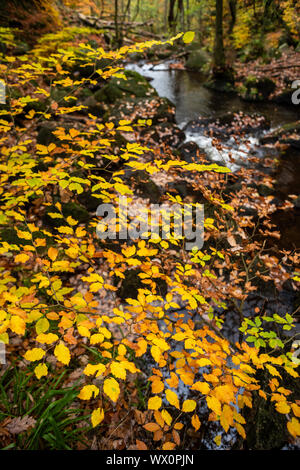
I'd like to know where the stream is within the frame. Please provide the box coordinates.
[126,60,300,246]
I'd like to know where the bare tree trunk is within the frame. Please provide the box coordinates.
[186,0,190,30]
[123,0,131,22]
[99,0,105,18]
[132,0,140,21]
[178,0,184,30]
[228,0,236,36]
[213,0,225,69]
[114,0,122,46]
[164,0,168,31]
[168,0,177,31]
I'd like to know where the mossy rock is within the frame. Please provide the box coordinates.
[205,68,236,93]
[151,97,176,124]
[244,396,289,449]
[37,121,73,146]
[257,184,274,197]
[77,191,102,213]
[50,87,78,108]
[185,49,209,72]
[62,202,90,223]
[116,268,144,300]
[135,175,162,203]
[13,40,30,55]
[128,52,145,61]
[42,201,90,229]
[239,75,276,101]
[273,89,294,106]
[0,227,23,245]
[116,268,167,300]
[94,70,157,105]
[80,95,105,117]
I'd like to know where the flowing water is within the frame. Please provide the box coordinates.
[126,61,300,248]
[126,61,299,126]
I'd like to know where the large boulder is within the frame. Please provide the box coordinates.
[94,70,157,105]
[185,49,209,72]
[238,75,276,101]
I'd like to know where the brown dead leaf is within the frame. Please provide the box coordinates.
[6,416,36,435]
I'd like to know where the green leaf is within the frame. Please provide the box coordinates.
[255,317,262,327]
[36,317,50,335]
[246,336,256,343]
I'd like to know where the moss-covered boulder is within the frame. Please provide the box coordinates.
[204,67,235,93]
[185,49,209,72]
[116,268,168,300]
[94,70,157,105]
[239,75,276,101]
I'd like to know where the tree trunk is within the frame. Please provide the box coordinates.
[178,0,185,30]
[168,0,176,31]
[186,0,190,30]
[213,0,225,69]
[228,0,236,36]
[114,0,122,46]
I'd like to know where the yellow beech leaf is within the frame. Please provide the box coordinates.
[103,377,120,402]
[83,363,106,377]
[182,399,196,412]
[15,253,30,264]
[266,364,281,377]
[78,384,99,400]
[54,342,70,365]
[110,361,127,380]
[191,414,201,431]
[291,403,300,418]
[151,345,161,363]
[165,389,180,409]
[206,396,221,416]
[24,348,46,362]
[91,407,104,428]
[152,379,164,394]
[66,216,77,226]
[10,315,25,335]
[77,325,91,338]
[214,435,221,446]
[214,384,235,404]
[182,31,195,43]
[34,363,48,379]
[154,411,164,428]
[48,247,58,261]
[197,358,212,367]
[36,333,58,344]
[148,396,162,411]
[162,442,176,450]
[191,381,210,394]
[235,423,246,439]
[287,418,300,438]
[118,344,126,356]
[166,372,179,388]
[161,409,172,426]
[174,422,184,430]
[35,317,50,335]
[275,401,291,414]
[90,333,104,344]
